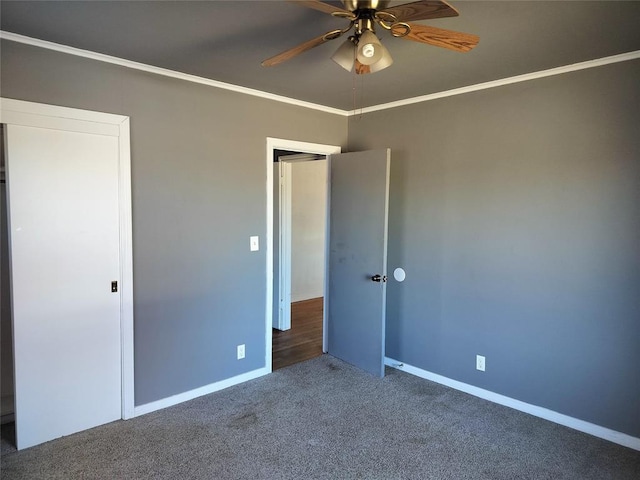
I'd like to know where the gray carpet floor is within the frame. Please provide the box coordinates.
[1,355,639,479]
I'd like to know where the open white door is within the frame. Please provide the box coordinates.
[327,149,390,377]
[276,160,293,331]
[3,99,133,450]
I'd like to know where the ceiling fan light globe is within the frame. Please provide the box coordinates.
[331,39,356,72]
[369,43,393,73]
[356,30,383,65]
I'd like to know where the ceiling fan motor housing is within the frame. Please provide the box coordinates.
[356,17,377,35]
[343,0,391,11]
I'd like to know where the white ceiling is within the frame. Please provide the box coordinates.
[1,1,639,110]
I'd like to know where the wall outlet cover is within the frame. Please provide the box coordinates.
[476,355,485,372]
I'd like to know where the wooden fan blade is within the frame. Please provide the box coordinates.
[288,0,353,16]
[398,23,479,52]
[383,0,459,22]
[262,30,344,67]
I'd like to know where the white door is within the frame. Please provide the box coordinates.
[276,160,293,331]
[6,124,122,449]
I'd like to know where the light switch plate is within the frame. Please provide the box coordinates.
[250,236,259,252]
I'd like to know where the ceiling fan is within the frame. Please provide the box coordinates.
[262,0,479,74]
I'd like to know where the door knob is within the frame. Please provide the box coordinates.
[371,274,387,283]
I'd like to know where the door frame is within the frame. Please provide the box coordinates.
[265,138,340,371]
[0,98,135,420]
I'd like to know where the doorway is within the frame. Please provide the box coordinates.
[265,139,341,371]
[273,153,328,370]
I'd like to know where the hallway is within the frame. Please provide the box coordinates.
[272,297,323,370]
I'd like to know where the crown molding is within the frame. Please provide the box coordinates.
[2,31,638,117]
[349,50,640,115]
[0,31,348,117]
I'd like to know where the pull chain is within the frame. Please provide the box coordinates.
[352,49,358,116]
[358,73,364,119]
[351,60,365,119]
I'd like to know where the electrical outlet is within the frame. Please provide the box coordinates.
[476,355,485,372]
[237,344,245,360]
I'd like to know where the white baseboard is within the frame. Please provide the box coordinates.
[385,357,640,451]
[134,367,270,417]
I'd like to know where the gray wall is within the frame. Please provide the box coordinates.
[348,60,640,437]
[0,40,347,406]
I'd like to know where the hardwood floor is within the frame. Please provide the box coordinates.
[272,297,323,371]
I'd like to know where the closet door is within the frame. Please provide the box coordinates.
[6,124,121,449]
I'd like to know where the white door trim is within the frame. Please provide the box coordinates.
[1,97,135,420]
[277,160,292,331]
[265,138,340,371]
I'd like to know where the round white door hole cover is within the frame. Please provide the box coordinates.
[393,268,406,282]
